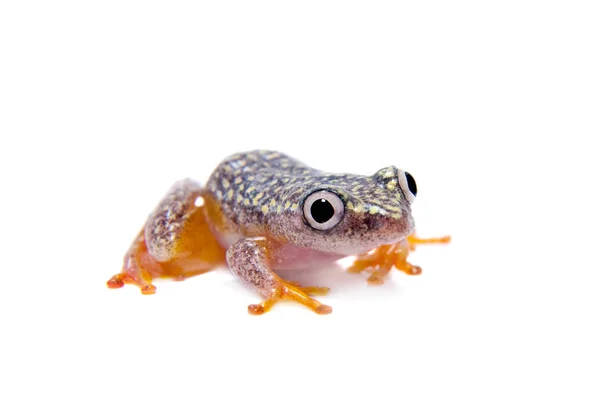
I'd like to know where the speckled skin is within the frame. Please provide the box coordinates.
[145,179,203,262]
[225,237,277,297]
[205,150,414,257]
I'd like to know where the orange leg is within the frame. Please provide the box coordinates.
[106,180,226,294]
[407,233,451,251]
[285,281,330,296]
[106,229,160,294]
[348,233,451,284]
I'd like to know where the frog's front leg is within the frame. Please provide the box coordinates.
[227,238,332,315]
[348,233,451,284]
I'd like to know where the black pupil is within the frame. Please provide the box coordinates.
[405,172,417,196]
[310,199,335,223]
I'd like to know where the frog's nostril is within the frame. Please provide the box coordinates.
[365,215,383,230]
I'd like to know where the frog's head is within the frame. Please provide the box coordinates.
[273,166,417,255]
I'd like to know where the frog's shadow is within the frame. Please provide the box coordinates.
[218,257,401,303]
[278,262,403,299]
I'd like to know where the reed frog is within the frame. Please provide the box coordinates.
[107,150,450,314]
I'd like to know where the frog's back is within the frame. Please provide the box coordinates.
[205,150,318,236]
[207,150,317,193]
[219,150,314,176]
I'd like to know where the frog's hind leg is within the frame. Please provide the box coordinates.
[106,179,226,294]
[107,228,161,294]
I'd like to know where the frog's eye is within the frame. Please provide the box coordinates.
[303,190,345,231]
[398,170,417,204]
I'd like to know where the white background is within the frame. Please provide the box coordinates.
[1,1,599,399]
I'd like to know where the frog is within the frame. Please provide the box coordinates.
[107,150,450,314]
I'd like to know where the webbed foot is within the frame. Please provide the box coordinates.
[348,233,450,284]
[248,280,332,315]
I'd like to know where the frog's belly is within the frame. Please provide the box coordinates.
[271,244,344,270]
[212,231,344,270]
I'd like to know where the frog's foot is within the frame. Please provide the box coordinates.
[106,229,160,295]
[227,238,333,315]
[348,241,420,285]
[284,281,330,296]
[107,272,157,295]
[248,280,333,316]
[407,233,451,251]
[348,233,450,284]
